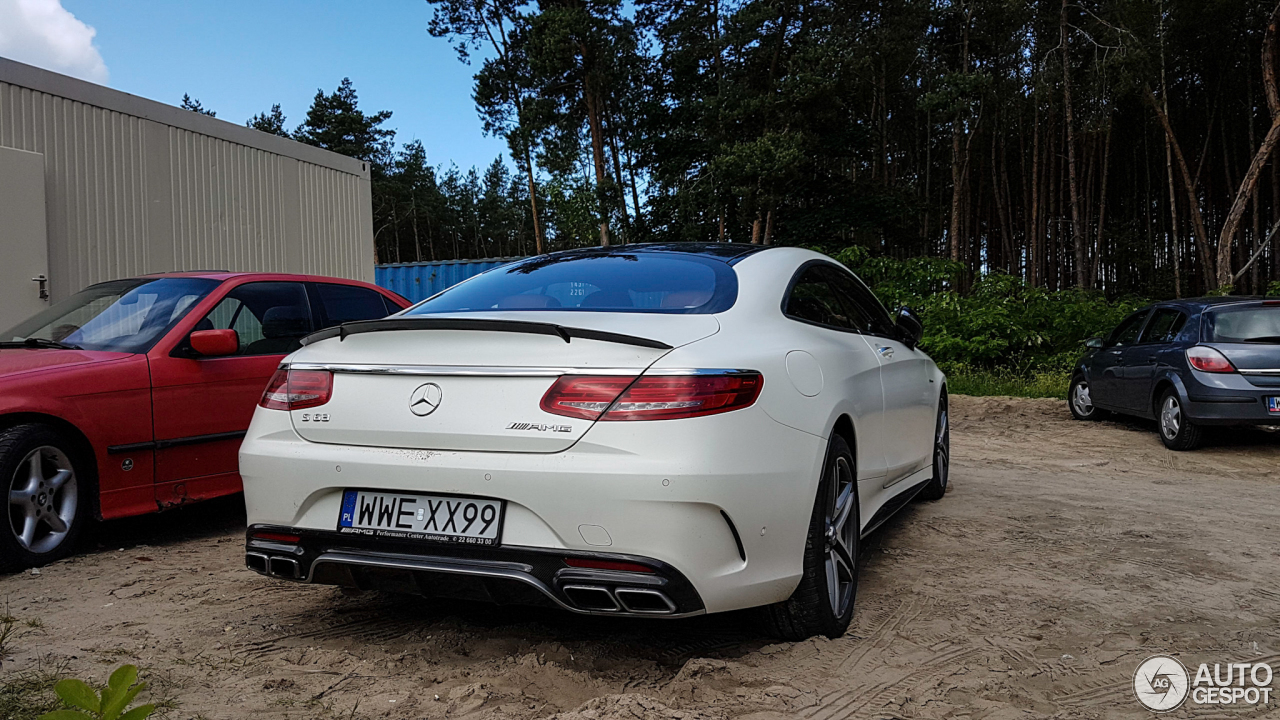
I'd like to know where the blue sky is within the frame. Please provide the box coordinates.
[59,0,508,172]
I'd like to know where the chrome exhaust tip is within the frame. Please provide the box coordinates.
[267,556,301,579]
[562,585,619,612]
[613,588,676,614]
[245,552,269,574]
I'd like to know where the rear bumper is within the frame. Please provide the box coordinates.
[1183,396,1280,425]
[238,403,827,614]
[1183,370,1280,425]
[245,527,705,617]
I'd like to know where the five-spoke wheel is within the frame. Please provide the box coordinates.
[9,445,77,554]
[0,425,88,572]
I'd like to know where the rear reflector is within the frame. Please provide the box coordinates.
[564,558,655,574]
[260,368,333,411]
[540,372,763,421]
[1186,346,1236,373]
[250,530,301,544]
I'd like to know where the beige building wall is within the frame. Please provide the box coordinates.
[0,57,375,308]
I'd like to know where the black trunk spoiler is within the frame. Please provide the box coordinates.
[300,317,672,350]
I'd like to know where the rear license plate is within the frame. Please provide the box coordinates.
[337,490,504,546]
[1268,397,1280,414]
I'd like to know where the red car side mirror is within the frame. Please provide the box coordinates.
[189,329,239,357]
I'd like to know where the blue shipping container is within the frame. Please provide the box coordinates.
[376,257,526,303]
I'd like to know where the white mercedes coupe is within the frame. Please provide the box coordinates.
[240,244,948,639]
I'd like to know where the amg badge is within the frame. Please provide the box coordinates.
[506,422,573,432]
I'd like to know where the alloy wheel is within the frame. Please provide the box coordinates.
[934,403,950,490]
[1072,381,1094,416]
[7,445,77,554]
[823,456,857,618]
[1160,396,1181,440]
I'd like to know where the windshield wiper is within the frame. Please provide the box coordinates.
[0,338,83,350]
[1241,336,1280,344]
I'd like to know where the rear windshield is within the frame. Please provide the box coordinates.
[1204,303,1280,343]
[405,253,738,315]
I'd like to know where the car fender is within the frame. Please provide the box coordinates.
[0,355,155,519]
[1150,369,1189,415]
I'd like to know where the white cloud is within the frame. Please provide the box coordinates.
[0,0,108,84]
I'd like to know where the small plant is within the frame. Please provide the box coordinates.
[39,664,154,720]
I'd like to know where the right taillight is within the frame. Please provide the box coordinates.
[540,372,763,421]
[260,368,333,410]
[1186,346,1236,373]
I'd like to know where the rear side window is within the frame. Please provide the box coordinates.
[1139,309,1186,344]
[785,267,853,329]
[198,282,313,356]
[1204,304,1280,343]
[1107,310,1150,347]
[406,253,737,315]
[825,267,895,336]
[315,283,392,328]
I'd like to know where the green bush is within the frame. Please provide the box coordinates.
[830,247,1145,372]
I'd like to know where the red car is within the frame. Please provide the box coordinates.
[0,272,409,571]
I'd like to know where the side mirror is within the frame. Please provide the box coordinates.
[1085,337,1104,349]
[894,306,924,348]
[190,329,239,357]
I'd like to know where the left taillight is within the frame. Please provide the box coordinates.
[1186,346,1236,373]
[540,372,763,421]
[260,368,333,411]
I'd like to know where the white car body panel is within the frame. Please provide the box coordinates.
[239,245,945,616]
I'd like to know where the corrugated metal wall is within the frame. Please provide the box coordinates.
[376,258,525,303]
[0,58,375,302]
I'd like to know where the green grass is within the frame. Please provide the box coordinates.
[0,665,63,718]
[943,366,1070,399]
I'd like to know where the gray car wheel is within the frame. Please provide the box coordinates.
[1157,389,1204,451]
[0,424,90,572]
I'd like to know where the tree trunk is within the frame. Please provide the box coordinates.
[1148,89,1216,285]
[1061,0,1088,288]
[583,72,611,247]
[949,122,965,262]
[1093,119,1112,287]
[523,146,544,255]
[1215,2,1280,288]
[1029,106,1041,286]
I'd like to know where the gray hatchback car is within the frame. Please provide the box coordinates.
[1069,297,1280,450]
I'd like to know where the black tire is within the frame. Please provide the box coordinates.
[917,392,950,501]
[763,434,858,641]
[1157,389,1204,451]
[0,424,91,573]
[1068,376,1109,421]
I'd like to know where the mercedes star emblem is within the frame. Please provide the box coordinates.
[408,382,443,416]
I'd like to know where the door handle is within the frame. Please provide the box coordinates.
[876,346,894,359]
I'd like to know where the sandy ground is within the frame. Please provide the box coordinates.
[2,396,1279,720]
